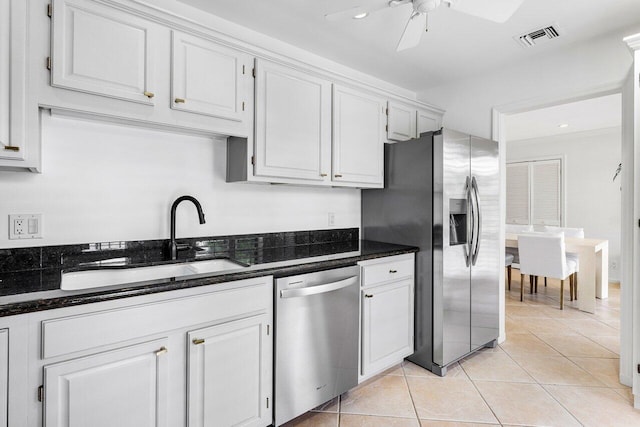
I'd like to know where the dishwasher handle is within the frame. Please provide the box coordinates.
[279,276,359,299]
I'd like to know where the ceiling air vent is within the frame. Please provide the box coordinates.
[515,25,561,48]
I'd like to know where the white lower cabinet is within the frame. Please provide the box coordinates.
[43,338,169,427]
[17,276,273,427]
[0,329,7,426]
[188,314,271,427]
[361,280,414,377]
[359,254,415,381]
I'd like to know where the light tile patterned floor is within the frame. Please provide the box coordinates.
[283,277,640,426]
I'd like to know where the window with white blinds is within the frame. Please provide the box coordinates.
[506,163,530,224]
[506,159,562,226]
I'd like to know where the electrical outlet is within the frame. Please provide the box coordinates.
[14,219,25,235]
[328,212,335,226]
[9,214,42,240]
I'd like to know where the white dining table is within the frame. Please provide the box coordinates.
[505,233,609,314]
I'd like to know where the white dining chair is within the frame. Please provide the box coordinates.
[505,224,533,266]
[506,224,534,234]
[505,253,514,290]
[543,226,583,299]
[517,233,578,309]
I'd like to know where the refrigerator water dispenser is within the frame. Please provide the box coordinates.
[449,198,467,246]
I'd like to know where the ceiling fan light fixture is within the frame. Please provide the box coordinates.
[414,0,442,14]
[352,12,369,19]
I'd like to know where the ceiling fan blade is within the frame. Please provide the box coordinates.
[324,0,400,21]
[396,12,427,52]
[446,0,524,23]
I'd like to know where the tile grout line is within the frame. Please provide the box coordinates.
[461,361,504,426]
[503,279,613,425]
[401,362,425,425]
[499,338,586,426]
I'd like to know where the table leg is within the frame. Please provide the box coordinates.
[596,243,608,300]
[577,247,596,313]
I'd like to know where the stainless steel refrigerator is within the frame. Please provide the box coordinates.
[362,128,499,376]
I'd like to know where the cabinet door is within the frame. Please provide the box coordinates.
[387,101,416,142]
[171,31,252,121]
[332,85,385,187]
[0,329,7,427]
[361,280,414,377]
[254,59,331,181]
[188,314,272,427]
[417,108,442,137]
[0,0,27,163]
[43,338,169,427]
[51,0,157,104]
[0,0,9,156]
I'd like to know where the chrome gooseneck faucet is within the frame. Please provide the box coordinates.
[169,195,206,260]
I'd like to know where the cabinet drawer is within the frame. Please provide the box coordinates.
[42,277,272,359]
[360,255,414,288]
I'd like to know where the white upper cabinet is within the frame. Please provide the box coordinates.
[387,102,443,142]
[417,108,442,136]
[254,59,331,181]
[387,101,416,142]
[0,0,36,170]
[0,1,9,154]
[171,31,252,122]
[51,0,158,104]
[332,85,385,187]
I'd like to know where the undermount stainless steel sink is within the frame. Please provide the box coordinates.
[60,258,247,291]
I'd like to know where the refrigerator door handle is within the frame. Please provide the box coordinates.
[471,176,482,266]
[464,176,472,267]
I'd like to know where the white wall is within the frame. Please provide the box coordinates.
[507,127,622,280]
[418,31,634,139]
[0,114,360,248]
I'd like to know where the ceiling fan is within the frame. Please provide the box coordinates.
[325,0,525,51]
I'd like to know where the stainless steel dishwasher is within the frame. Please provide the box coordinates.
[274,265,360,426]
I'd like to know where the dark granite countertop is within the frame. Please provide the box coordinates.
[0,239,417,317]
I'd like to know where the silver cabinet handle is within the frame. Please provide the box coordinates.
[280,276,358,298]
[192,338,205,345]
[155,346,168,356]
[364,294,374,298]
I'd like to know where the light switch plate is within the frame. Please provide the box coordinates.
[9,214,42,240]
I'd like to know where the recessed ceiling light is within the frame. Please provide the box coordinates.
[559,123,569,128]
[352,12,368,19]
